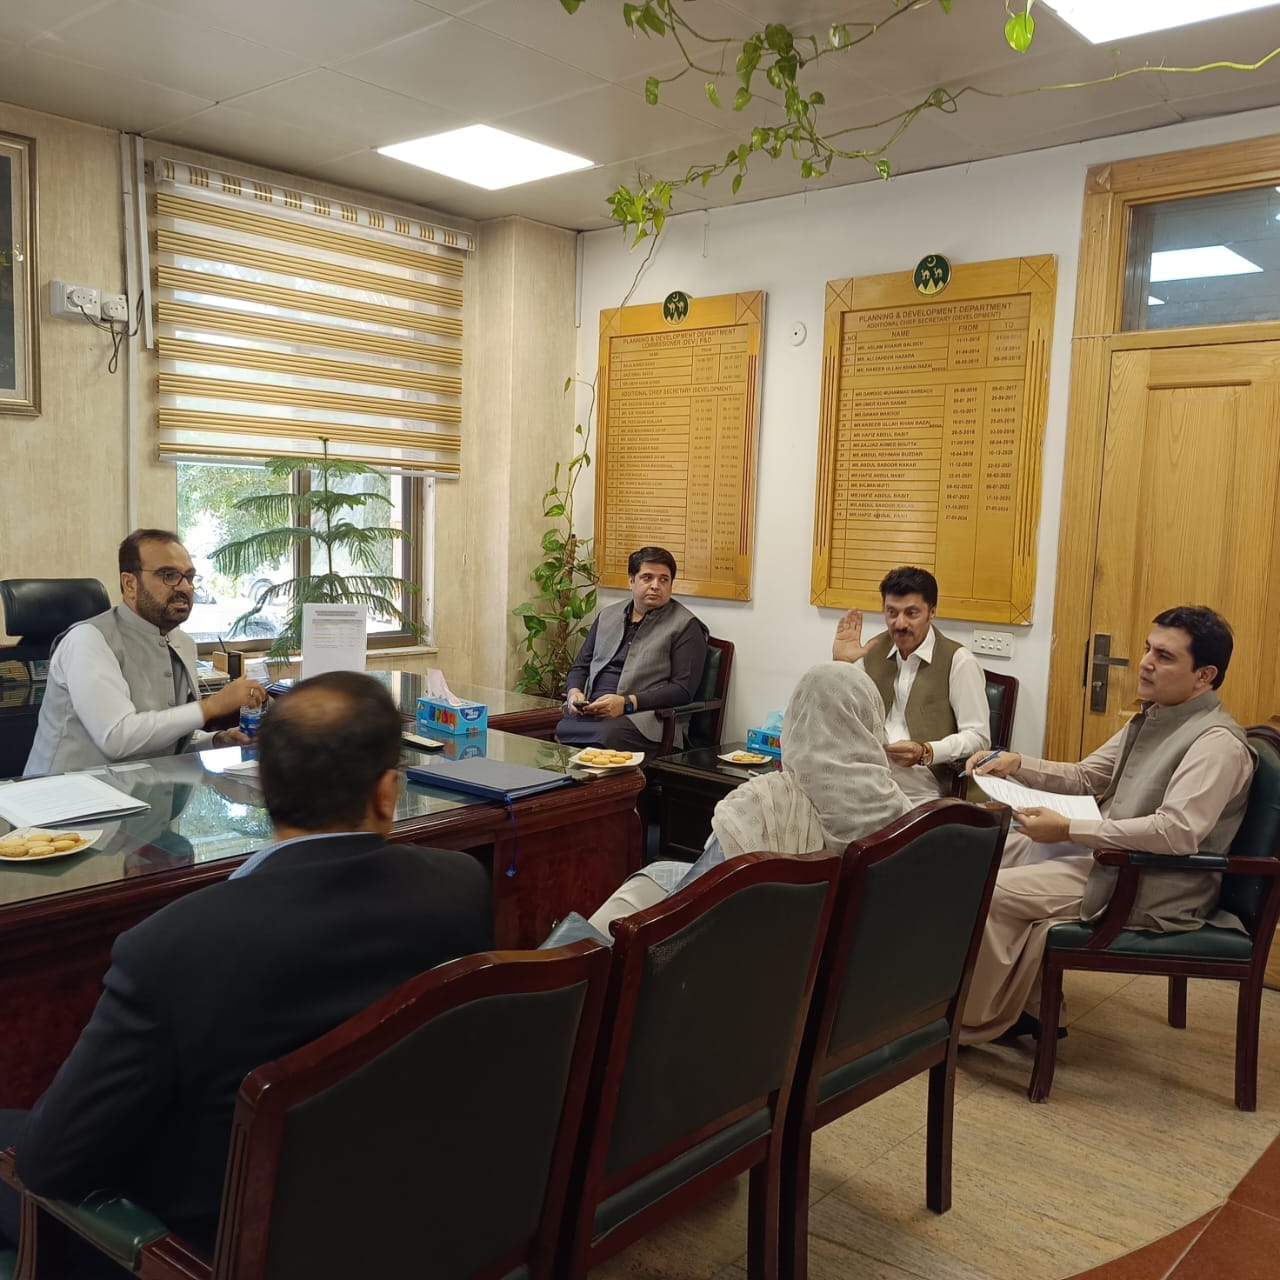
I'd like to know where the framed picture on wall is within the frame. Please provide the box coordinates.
[0,132,38,416]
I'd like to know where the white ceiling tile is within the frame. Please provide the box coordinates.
[491,83,729,168]
[146,104,362,172]
[32,0,309,102]
[0,0,110,46]
[0,46,212,133]
[222,71,464,149]
[459,0,758,84]
[312,147,488,210]
[333,18,606,116]
[135,0,450,63]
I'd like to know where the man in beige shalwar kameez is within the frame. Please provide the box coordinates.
[960,606,1255,1044]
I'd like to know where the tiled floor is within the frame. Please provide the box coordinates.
[594,974,1280,1279]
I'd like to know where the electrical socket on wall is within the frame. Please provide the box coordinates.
[101,293,129,324]
[49,281,101,321]
[971,629,1014,659]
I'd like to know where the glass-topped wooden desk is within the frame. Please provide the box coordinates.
[0,732,640,1106]
[268,671,565,741]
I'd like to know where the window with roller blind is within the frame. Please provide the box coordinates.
[151,159,471,649]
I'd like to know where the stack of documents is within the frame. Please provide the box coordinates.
[0,774,151,827]
[972,774,1102,820]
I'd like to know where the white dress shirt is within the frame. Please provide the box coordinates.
[45,624,213,764]
[860,627,991,803]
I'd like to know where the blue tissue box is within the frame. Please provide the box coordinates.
[746,727,782,759]
[417,695,488,736]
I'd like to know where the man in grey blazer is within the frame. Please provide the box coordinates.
[556,546,708,754]
[25,528,265,775]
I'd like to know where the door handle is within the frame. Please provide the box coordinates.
[1089,633,1130,712]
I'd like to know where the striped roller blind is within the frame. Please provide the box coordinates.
[150,158,472,475]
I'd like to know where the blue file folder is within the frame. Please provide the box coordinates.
[405,757,573,803]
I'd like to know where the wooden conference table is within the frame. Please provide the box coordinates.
[0,732,641,1107]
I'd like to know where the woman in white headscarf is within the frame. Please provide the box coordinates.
[549,662,911,942]
[709,660,910,860]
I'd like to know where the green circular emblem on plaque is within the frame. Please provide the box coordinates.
[913,254,951,296]
[662,290,691,325]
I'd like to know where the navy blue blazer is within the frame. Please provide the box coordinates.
[16,833,492,1251]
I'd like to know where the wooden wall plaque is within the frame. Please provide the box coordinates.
[595,291,763,599]
[810,256,1055,623]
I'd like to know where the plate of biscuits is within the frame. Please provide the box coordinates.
[568,749,645,772]
[718,750,772,766]
[0,827,102,863]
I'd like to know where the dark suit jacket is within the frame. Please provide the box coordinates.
[16,832,492,1252]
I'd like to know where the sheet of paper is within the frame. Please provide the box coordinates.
[0,774,150,827]
[300,604,367,679]
[972,773,1102,821]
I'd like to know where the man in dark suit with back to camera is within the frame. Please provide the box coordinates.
[0,671,492,1260]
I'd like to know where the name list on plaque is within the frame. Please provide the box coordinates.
[811,257,1055,624]
[596,291,763,600]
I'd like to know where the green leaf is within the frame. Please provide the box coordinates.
[705,80,721,108]
[829,23,850,48]
[1004,10,1034,51]
[541,529,565,553]
[800,158,813,179]
[876,158,892,179]
[733,85,751,111]
[544,502,566,517]
[936,0,953,12]
[622,3,640,28]
[764,23,793,55]
[766,64,784,90]
[809,90,825,106]
[732,173,743,194]
[644,75,659,105]
[563,375,572,391]
[559,0,584,11]
[700,170,712,188]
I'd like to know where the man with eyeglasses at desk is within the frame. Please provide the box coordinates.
[24,529,265,776]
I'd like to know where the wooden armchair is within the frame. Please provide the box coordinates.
[653,635,734,756]
[780,799,1010,1280]
[1,943,609,1280]
[950,669,1019,797]
[561,851,838,1280]
[1030,725,1280,1111]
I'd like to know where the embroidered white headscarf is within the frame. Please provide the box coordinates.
[711,663,910,859]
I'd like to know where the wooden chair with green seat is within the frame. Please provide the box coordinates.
[652,635,734,756]
[779,799,1011,1280]
[1029,724,1280,1111]
[0,942,609,1280]
[560,851,838,1280]
[950,669,1019,797]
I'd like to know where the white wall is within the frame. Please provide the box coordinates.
[575,103,1280,755]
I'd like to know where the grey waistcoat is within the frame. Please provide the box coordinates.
[587,598,705,744]
[25,604,201,776]
[1081,692,1252,932]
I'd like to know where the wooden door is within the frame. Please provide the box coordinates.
[1081,341,1280,754]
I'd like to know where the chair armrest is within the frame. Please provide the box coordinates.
[652,701,711,723]
[0,1148,16,1191]
[1092,849,1230,872]
[28,1191,170,1269]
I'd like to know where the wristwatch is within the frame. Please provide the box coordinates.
[623,694,637,715]
[919,741,934,766]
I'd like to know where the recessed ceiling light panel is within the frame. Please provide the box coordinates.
[1149,245,1263,282]
[378,125,593,191]
[1041,0,1280,42]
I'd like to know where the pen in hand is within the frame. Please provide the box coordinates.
[960,749,1002,779]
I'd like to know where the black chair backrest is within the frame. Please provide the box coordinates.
[1,578,110,653]
[591,853,836,1193]
[1219,729,1280,933]
[688,636,734,749]
[823,801,1009,1060]
[983,670,1019,750]
[220,944,608,1280]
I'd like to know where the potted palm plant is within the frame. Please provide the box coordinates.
[212,440,420,661]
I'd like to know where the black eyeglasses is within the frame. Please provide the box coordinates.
[140,568,201,588]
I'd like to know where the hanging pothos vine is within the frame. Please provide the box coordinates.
[560,0,1280,245]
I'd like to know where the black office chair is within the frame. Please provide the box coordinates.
[951,670,1020,798]
[0,579,110,671]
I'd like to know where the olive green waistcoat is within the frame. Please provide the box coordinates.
[863,627,963,785]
